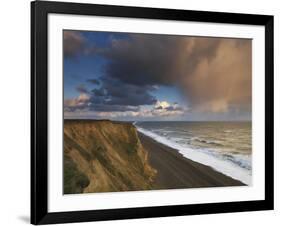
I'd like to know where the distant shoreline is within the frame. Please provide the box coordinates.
[138,132,245,189]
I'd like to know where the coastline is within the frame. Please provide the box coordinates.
[138,132,245,189]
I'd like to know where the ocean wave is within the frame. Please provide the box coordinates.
[193,138,223,147]
[136,126,251,185]
[222,154,251,171]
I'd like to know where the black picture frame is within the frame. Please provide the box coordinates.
[31,0,274,224]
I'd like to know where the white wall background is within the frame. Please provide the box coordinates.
[0,0,279,225]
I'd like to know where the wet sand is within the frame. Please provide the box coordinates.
[138,132,245,189]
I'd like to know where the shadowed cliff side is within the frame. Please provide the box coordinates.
[64,120,156,194]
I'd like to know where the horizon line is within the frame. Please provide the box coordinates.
[64,118,251,122]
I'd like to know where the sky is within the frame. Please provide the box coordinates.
[63,30,252,121]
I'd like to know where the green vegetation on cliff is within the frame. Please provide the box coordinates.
[64,154,89,194]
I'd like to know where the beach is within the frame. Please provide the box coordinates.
[63,120,246,194]
[138,132,245,189]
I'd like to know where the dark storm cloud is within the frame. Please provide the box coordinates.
[91,88,106,97]
[103,34,221,86]
[76,84,89,94]
[94,78,157,106]
[87,79,100,85]
[165,106,183,111]
[63,31,86,58]
[65,32,251,116]
[88,78,157,109]
[89,104,139,112]
[99,34,251,113]
[65,78,156,112]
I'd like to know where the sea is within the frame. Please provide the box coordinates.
[134,121,252,185]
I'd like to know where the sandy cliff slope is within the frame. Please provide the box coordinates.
[64,120,156,194]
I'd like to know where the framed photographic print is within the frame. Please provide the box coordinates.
[31,0,274,224]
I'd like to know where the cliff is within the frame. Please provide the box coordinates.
[64,120,156,194]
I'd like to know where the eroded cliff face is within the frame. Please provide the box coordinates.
[64,120,156,194]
